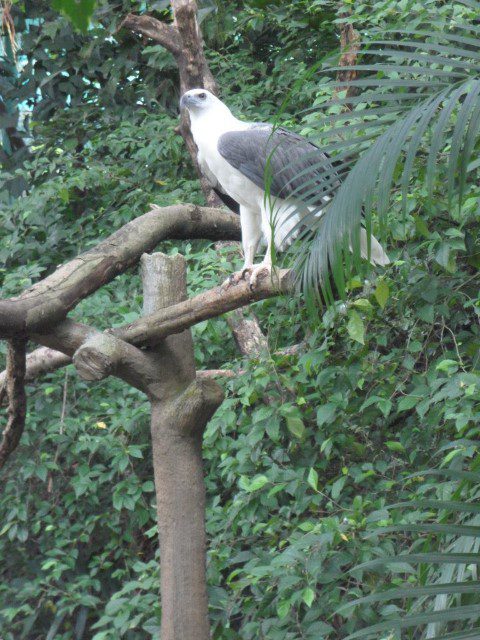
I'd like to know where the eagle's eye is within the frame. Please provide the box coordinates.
[198,92,207,100]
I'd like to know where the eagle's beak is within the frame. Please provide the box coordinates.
[179,94,189,111]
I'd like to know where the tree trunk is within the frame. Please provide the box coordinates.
[141,253,223,640]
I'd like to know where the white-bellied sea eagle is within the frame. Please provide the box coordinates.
[180,88,389,288]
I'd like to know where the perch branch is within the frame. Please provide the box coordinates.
[3,270,292,385]
[0,204,240,338]
[0,270,292,388]
[0,338,27,469]
[110,269,293,347]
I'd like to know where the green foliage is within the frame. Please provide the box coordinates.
[1,0,479,639]
[287,0,480,303]
[51,0,96,32]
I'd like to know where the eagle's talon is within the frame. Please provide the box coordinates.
[248,264,271,290]
[221,267,252,289]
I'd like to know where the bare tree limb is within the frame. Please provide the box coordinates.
[196,369,236,379]
[1,271,292,388]
[226,309,268,356]
[0,347,70,396]
[120,3,220,205]
[0,204,240,338]
[171,0,217,94]
[0,338,27,469]
[31,319,177,399]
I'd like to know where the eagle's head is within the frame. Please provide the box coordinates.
[180,89,225,114]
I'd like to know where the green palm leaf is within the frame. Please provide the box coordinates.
[340,463,480,640]
[283,3,480,300]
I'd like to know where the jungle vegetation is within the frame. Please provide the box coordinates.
[1,1,480,638]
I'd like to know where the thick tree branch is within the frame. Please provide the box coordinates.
[0,338,27,469]
[0,204,240,338]
[2,270,291,386]
[120,13,182,56]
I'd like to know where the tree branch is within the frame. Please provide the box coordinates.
[2,269,290,386]
[0,347,70,395]
[0,338,27,469]
[120,13,182,56]
[0,204,240,338]
[335,11,361,102]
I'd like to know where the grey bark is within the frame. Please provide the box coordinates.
[142,253,223,640]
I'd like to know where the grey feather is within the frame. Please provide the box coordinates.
[217,124,339,205]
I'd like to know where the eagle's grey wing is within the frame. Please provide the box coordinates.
[217,125,339,206]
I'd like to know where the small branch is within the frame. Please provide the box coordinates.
[0,204,240,338]
[196,369,236,379]
[0,347,71,405]
[0,338,27,469]
[276,342,305,357]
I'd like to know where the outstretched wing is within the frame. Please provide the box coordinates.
[217,124,339,206]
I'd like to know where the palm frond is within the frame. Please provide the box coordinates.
[282,4,480,300]
[339,459,480,640]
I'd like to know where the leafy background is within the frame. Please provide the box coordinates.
[1,0,479,638]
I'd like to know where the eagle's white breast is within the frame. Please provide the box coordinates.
[190,112,264,209]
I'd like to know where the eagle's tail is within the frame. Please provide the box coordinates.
[269,201,390,267]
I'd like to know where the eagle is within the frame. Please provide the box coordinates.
[180,88,389,288]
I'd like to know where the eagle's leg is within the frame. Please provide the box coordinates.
[248,209,275,289]
[222,206,262,288]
